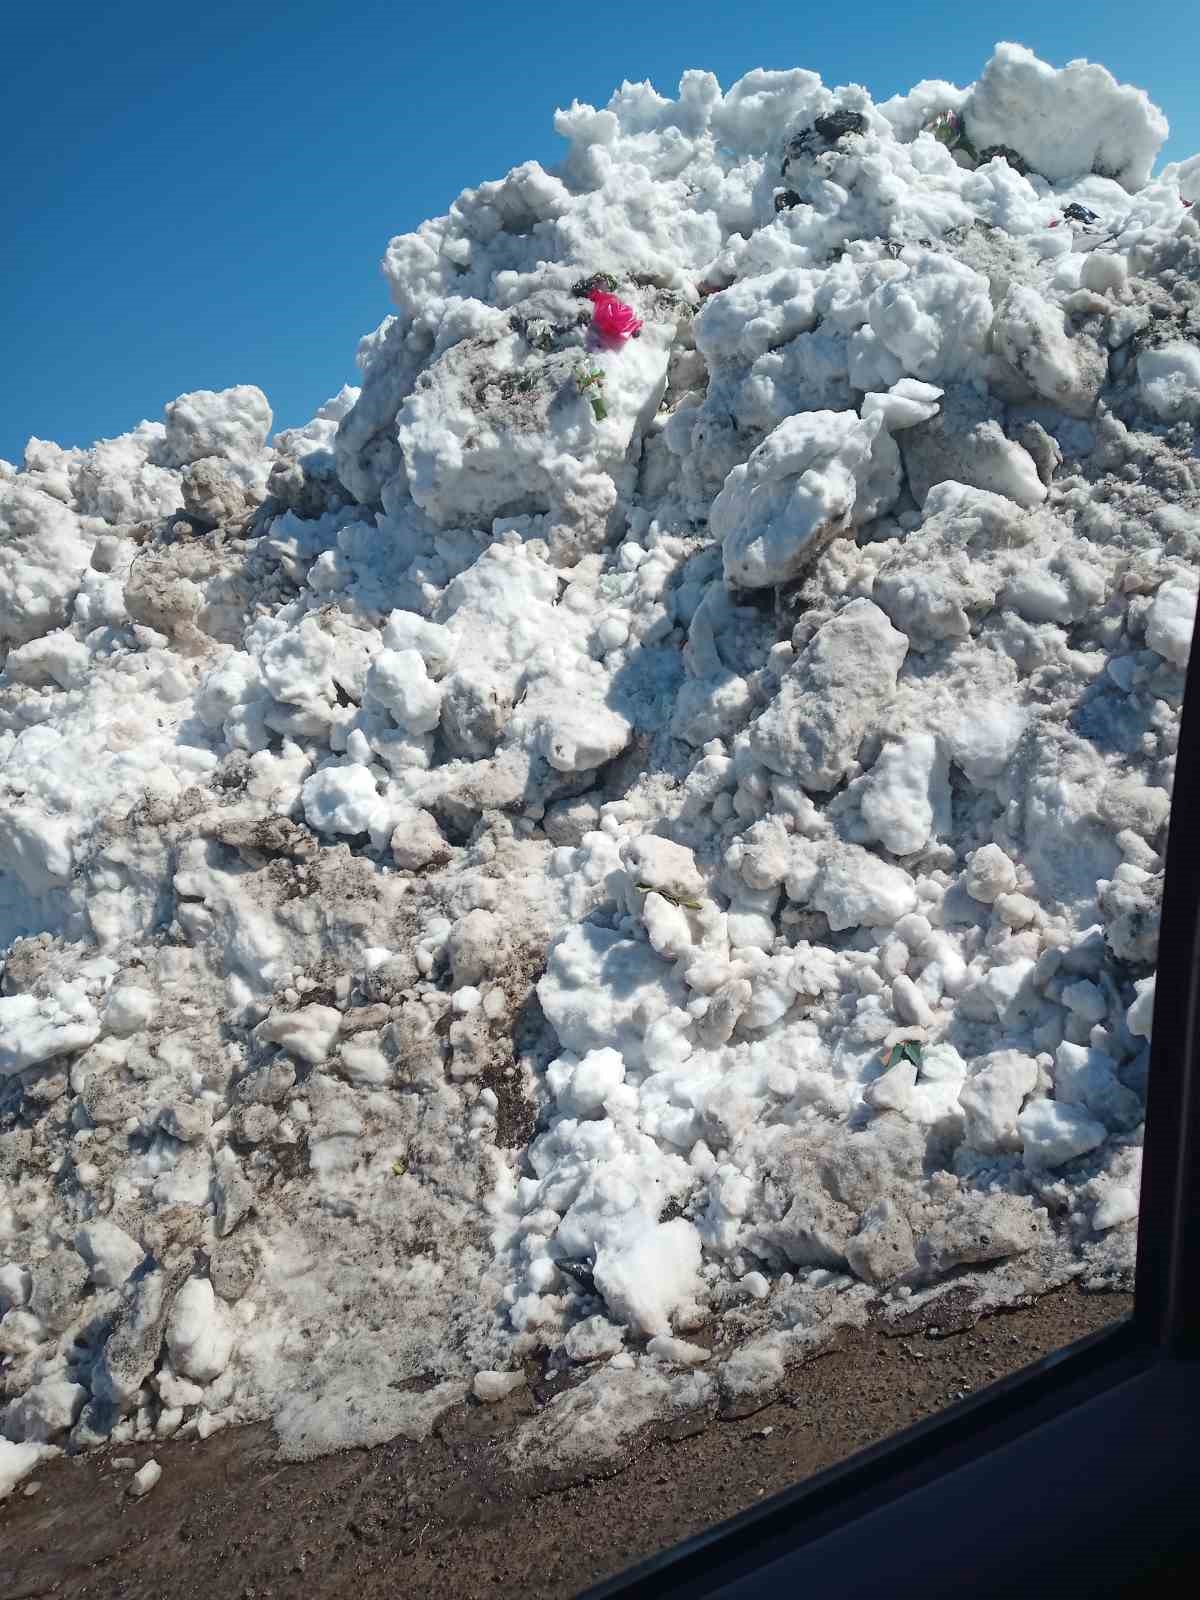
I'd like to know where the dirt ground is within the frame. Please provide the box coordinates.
[1,1284,1130,1600]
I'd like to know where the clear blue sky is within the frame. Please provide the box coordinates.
[4,1,1197,468]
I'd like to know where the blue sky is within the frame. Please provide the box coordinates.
[3,0,1197,468]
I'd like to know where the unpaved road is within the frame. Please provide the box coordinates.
[1,1286,1131,1600]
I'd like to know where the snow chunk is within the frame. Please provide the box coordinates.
[75,1221,144,1289]
[165,1277,234,1384]
[946,697,1027,785]
[1080,253,1128,296]
[301,765,387,838]
[160,386,272,468]
[964,844,1018,904]
[1145,582,1197,668]
[0,1440,58,1500]
[255,1004,342,1066]
[845,1199,917,1286]
[1093,1187,1139,1231]
[3,1378,86,1443]
[812,844,917,930]
[860,732,944,856]
[381,610,456,678]
[546,1048,626,1118]
[0,988,100,1077]
[539,923,688,1073]
[367,647,443,733]
[1018,1099,1107,1169]
[102,985,158,1038]
[473,1370,527,1402]
[646,1334,711,1366]
[963,43,1168,192]
[958,1050,1038,1154]
[867,252,993,383]
[0,1264,31,1313]
[693,267,820,364]
[0,483,93,648]
[129,1459,162,1497]
[750,599,908,790]
[1127,976,1155,1040]
[716,407,903,589]
[992,285,1105,417]
[860,379,943,432]
[593,1218,702,1338]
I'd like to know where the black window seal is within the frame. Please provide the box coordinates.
[582,615,1200,1600]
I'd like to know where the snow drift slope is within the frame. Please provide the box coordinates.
[1,42,1197,1482]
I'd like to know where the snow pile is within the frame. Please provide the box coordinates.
[1,42,1196,1486]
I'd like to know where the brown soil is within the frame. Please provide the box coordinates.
[1,1284,1129,1600]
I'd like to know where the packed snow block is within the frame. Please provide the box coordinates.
[1053,1042,1142,1132]
[2,1378,86,1444]
[165,1277,234,1384]
[102,985,157,1038]
[366,647,443,734]
[546,1047,626,1118]
[254,1003,341,1066]
[749,598,908,789]
[715,409,886,589]
[29,1247,89,1333]
[513,670,633,773]
[592,1218,702,1337]
[392,308,672,545]
[845,1199,917,1286]
[957,1049,1038,1153]
[390,804,451,870]
[963,843,1017,904]
[865,251,993,384]
[1017,1099,1107,1170]
[301,766,388,841]
[538,922,689,1072]
[75,1221,144,1289]
[180,458,255,526]
[0,1264,32,1314]
[268,386,359,518]
[91,1263,188,1411]
[962,42,1169,192]
[0,482,94,648]
[1099,864,1161,965]
[3,630,91,689]
[64,424,183,525]
[621,835,706,905]
[1093,1186,1139,1232]
[774,1188,854,1268]
[736,329,855,430]
[991,286,1106,418]
[670,669,754,746]
[915,1192,1045,1276]
[810,843,917,930]
[858,731,948,857]
[898,385,1045,509]
[0,1440,58,1501]
[692,266,822,364]
[213,1157,255,1238]
[158,386,272,470]
[1127,975,1155,1040]
[874,481,1055,650]
[0,989,100,1077]
[1144,580,1197,668]
[381,610,455,677]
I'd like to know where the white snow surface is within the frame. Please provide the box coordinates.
[1,43,1194,1468]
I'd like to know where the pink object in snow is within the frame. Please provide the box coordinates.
[588,289,643,342]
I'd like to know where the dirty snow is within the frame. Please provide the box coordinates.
[0,41,1194,1490]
